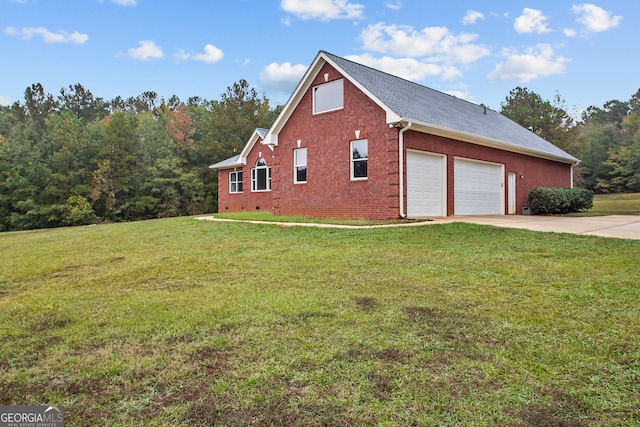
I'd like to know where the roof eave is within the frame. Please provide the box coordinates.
[209,161,244,170]
[394,119,579,165]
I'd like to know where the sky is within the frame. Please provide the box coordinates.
[1,0,637,117]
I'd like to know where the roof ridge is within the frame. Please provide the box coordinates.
[321,50,493,112]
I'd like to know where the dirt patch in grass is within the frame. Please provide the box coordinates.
[354,296,378,311]
[402,304,489,347]
[516,409,585,427]
[512,388,594,427]
[367,371,395,401]
[178,392,358,427]
[30,313,74,332]
[332,346,410,365]
[375,347,408,363]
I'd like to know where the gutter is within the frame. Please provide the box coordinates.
[398,119,579,165]
[398,121,412,218]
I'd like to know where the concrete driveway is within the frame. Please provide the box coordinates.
[197,215,640,240]
[442,215,640,240]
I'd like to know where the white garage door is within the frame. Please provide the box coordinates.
[406,150,446,217]
[454,158,503,215]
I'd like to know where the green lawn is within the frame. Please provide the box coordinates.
[575,192,640,216]
[591,193,640,215]
[1,217,639,426]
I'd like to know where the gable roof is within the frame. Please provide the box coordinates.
[264,51,578,165]
[209,128,269,170]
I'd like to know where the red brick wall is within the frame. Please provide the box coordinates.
[217,168,243,212]
[216,146,275,214]
[272,62,400,220]
[404,131,573,215]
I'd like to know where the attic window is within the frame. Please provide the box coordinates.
[313,79,343,114]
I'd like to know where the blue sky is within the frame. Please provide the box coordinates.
[1,0,636,117]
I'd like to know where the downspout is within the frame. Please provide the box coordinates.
[398,121,412,218]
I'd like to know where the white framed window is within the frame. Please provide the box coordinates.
[229,170,243,193]
[313,79,343,114]
[350,139,368,180]
[251,158,271,191]
[294,148,307,183]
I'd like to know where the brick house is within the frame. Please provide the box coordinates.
[210,51,579,220]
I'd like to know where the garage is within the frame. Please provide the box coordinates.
[406,150,446,217]
[454,158,504,215]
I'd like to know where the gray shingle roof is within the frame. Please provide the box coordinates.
[209,128,270,169]
[323,51,578,163]
[209,154,241,169]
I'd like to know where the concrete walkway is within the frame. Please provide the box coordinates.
[196,215,640,240]
[439,215,640,240]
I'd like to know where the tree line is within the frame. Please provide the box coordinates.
[500,86,640,193]
[0,81,281,231]
[1,81,638,231]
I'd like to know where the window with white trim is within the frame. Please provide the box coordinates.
[251,158,271,191]
[294,148,307,183]
[313,79,343,114]
[350,139,368,180]
[229,170,243,193]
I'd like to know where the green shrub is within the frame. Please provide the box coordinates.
[527,188,594,214]
[63,195,96,226]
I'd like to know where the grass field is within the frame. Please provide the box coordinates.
[1,216,639,426]
[588,193,640,216]
[571,192,640,216]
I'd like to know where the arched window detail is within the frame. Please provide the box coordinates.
[251,158,271,191]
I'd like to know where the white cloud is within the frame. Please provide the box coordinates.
[462,10,484,26]
[280,0,365,21]
[127,40,164,60]
[514,8,552,34]
[345,54,461,82]
[260,62,308,93]
[571,4,621,33]
[487,44,568,82]
[192,44,224,64]
[175,44,224,64]
[5,26,89,44]
[0,96,12,106]
[385,0,402,10]
[358,22,490,64]
[111,0,136,5]
[281,15,293,26]
[563,28,577,37]
[174,49,190,62]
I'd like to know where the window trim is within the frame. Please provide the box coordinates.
[229,170,243,194]
[251,158,271,192]
[293,147,307,184]
[350,139,368,181]
[312,79,344,115]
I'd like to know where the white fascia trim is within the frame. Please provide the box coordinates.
[209,161,244,170]
[263,53,325,147]
[238,129,266,159]
[264,51,399,147]
[396,118,578,165]
[211,128,268,170]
